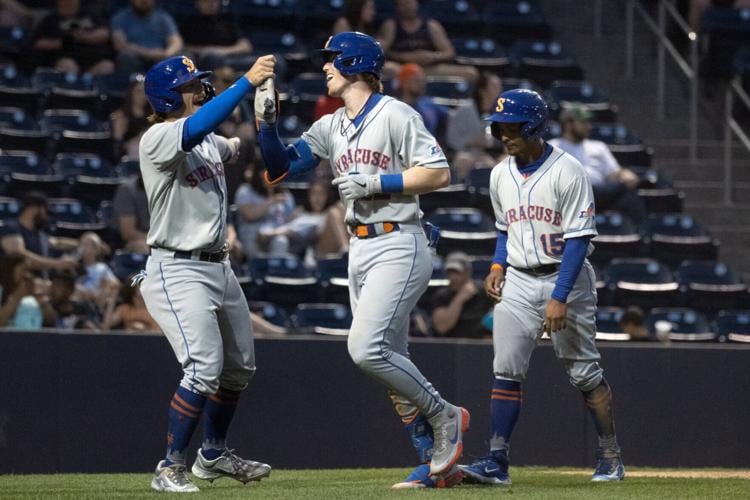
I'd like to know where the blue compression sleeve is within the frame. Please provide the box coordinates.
[492,231,508,269]
[182,77,251,151]
[551,236,591,303]
[257,121,319,182]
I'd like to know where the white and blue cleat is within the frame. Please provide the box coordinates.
[591,454,625,481]
[458,456,512,486]
[391,463,464,489]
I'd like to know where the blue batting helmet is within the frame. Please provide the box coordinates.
[144,55,212,114]
[320,31,385,76]
[487,89,549,140]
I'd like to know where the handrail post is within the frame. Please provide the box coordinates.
[657,0,666,119]
[724,83,734,206]
[625,0,634,78]
[689,30,699,165]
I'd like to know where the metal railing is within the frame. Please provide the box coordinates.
[625,0,699,164]
[724,78,750,206]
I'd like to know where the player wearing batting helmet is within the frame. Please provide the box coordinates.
[137,54,276,492]
[253,32,470,489]
[458,88,625,485]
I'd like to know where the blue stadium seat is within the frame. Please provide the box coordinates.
[637,186,684,214]
[714,310,750,343]
[288,72,328,123]
[41,109,106,133]
[47,197,106,238]
[549,81,617,122]
[0,87,43,116]
[594,307,631,341]
[0,64,29,88]
[277,115,308,144]
[0,128,52,158]
[0,150,64,196]
[233,0,298,31]
[317,253,349,304]
[247,30,307,66]
[249,300,292,330]
[425,76,473,107]
[426,1,483,37]
[604,258,679,310]
[32,68,94,91]
[245,254,320,305]
[482,2,551,45]
[452,37,512,73]
[291,303,352,335]
[116,156,141,178]
[590,211,643,265]
[0,106,35,130]
[512,40,583,87]
[699,6,750,78]
[54,130,115,162]
[419,182,474,217]
[676,261,749,315]
[426,207,496,256]
[44,88,104,115]
[54,153,121,205]
[0,196,21,222]
[0,26,28,56]
[647,308,715,342]
[644,214,719,267]
[110,251,149,282]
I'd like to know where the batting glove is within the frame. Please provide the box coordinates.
[254,77,278,124]
[332,173,382,202]
[226,137,241,164]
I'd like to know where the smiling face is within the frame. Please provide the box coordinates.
[175,78,207,114]
[323,54,350,97]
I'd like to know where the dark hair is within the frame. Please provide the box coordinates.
[344,0,375,34]
[0,254,26,304]
[620,306,645,326]
[22,191,48,209]
[123,77,150,119]
[147,112,167,124]
[303,178,336,212]
[356,72,383,93]
[50,269,77,289]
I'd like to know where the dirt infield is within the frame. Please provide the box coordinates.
[545,468,750,480]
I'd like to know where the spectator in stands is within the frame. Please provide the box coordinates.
[30,0,114,75]
[0,192,78,275]
[445,71,503,153]
[178,0,252,70]
[689,0,750,32]
[49,270,100,329]
[234,163,295,259]
[74,232,119,313]
[333,0,380,37]
[258,178,348,260]
[103,275,159,331]
[394,62,449,141]
[111,76,150,158]
[0,254,44,329]
[549,105,647,224]
[379,0,478,82]
[112,173,150,253]
[619,305,651,341]
[111,0,183,75]
[431,252,493,339]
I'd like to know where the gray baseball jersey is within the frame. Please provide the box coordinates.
[297,94,450,420]
[302,96,448,225]
[138,118,255,395]
[489,145,603,391]
[139,117,235,253]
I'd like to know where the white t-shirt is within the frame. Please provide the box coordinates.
[548,137,620,187]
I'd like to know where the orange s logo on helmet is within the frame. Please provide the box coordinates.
[495,97,506,113]
[182,57,196,73]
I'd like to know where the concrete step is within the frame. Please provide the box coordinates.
[683,202,750,226]
[655,162,750,184]
[675,182,750,205]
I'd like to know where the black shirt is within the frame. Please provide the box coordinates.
[178,14,242,47]
[431,281,494,339]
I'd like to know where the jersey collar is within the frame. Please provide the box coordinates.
[339,93,385,141]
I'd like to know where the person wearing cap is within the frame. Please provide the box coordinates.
[431,252,494,339]
[549,105,646,224]
[395,62,450,141]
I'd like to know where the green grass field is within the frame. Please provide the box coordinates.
[1,467,748,500]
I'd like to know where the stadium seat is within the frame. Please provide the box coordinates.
[512,40,584,87]
[317,253,350,304]
[0,26,27,56]
[0,106,36,130]
[277,115,308,144]
[47,197,106,238]
[588,123,653,167]
[644,214,719,267]
[452,36,512,73]
[647,307,715,342]
[0,64,28,88]
[699,6,750,78]
[637,186,684,214]
[116,156,141,178]
[676,261,749,315]
[233,0,297,31]
[41,109,106,133]
[426,1,483,37]
[110,250,149,282]
[0,196,21,222]
[247,30,307,71]
[482,2,551,45]
[604,258,679,310]
[425,76,473,107]
[0,150,64,197]
[54,153,121,205]
[245,254,320,306]
[465,167,494,216]
[549,81,618,122]
[291,303,352,336]
[595,306,631,341]
[0,128,52,157]
[714,310,750,343]
[288,72,328,123]
[54,130,115,162]
[249,300,292,330]
[32,68,94,91]
[426,207,496,256]
[590,211,643,265]
[43,88,103,115]
[419,182,474,216]
[0,87,43,116]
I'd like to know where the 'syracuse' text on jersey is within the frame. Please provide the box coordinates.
[139,117,236,252]
[302,95,448,225]
[489,145,598,268]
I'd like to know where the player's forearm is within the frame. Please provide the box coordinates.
[183,77,252,149]
[401,166,450,195]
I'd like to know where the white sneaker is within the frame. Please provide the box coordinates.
[150,460,200,493]
[191,448,272,484]
[428,404,470,475]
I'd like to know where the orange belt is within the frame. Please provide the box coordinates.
[353,222,400,239]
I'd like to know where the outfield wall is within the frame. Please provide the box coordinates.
[0,330,748,473]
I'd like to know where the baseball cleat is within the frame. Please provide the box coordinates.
[591,452,625,481]
[428,404,470,475]
[151,460,200,493]
[391,463,464,489]
[191,448,271,484]
[459,454,512,486]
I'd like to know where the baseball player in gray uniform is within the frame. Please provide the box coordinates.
[254,32,469,489]
[137,54,275,493]
[458,89,625,485]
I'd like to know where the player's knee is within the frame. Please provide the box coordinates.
[219,366,256,392]
[567,361,604,392]
[347,337,379,371]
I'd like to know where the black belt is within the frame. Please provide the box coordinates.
[513,264,560,276]
[151,247,227,262]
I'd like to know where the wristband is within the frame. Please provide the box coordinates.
[379,173,404,193]
[490,263,504,272]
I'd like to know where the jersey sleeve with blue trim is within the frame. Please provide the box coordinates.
[301,113,335,160]
[395,106,449,169]
[557,154,598,240]
[139,117,187,171]
[489,160,509,231]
